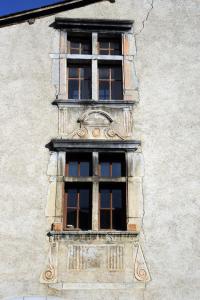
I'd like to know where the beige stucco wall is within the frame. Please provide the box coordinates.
[0,0,200,299]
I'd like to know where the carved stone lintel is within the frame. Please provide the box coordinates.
[134,243,151,283]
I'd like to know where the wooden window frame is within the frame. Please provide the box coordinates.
[65,153,92,177]
[63,32,124,101]
[67,36,92,55]
[99,184,126,231]
[98,38,121,55]
[98,153,125,177]
[63,183,92,231]
[67,64,91,100]
[98,64,123,101]
[63,151,127,232]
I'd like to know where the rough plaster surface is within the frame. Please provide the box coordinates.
[0,0,200,299]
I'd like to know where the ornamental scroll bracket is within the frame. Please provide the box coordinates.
[40,240,58,284]
[134,243,151,283]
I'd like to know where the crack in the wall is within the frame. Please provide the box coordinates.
[134,0,154,56]
[133,0,154,246]
[141,170,147,241]
[135,0,154,36]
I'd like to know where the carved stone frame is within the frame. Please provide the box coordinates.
[46,139,143,233]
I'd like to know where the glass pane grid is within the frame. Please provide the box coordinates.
[99,185,125,230]
[65,184,92,230]
[68,66,91,100]
[98,39,121,55]
[99,66,122,100]
[68,38,91,54]
[99,161,123,177]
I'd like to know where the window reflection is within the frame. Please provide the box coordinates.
[69,161,78,177]
[66,153,92,177]
[99,153,125,177]
[80,161,90,176]
[98,38,121,55]
[100,189,110,208]
[68,65,91,100]
[101,162,110,177]
[112,162,121,177]
[99,184,125,230]
[68,189,77,207]
[99,65,122,100]
[68,36,91,54]
[100,210,110,229]
[65,184,92,230]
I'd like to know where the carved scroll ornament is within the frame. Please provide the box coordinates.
[134,243,151,283]
[68,109,128,140]
[40,241,58,284]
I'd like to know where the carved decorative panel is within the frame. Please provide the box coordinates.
[58,109,133,140]
[67,245,124,271]
[107,245,124,271]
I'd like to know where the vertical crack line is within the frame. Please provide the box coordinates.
[135,0,154,36]
[133,1,154,241]
[141,172,146,241]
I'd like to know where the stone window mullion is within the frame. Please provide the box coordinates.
[92,32,98,101]
[92,151,99,230]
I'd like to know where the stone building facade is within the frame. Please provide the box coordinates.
[0,1,200,300]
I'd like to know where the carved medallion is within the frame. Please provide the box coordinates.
[92,128,101,137]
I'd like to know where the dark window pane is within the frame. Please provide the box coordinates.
[112,189,122,209]
[100,189,110,208]
[112,209,123,230]
[99,81,110,100]
[110,41,121,55]
[100,49,109,55]
[67,189,77,207]
[69,67,79,78]
[79,209,91,230]
[70,41,79,49]
[99,39,121,55]
[100,41,109,49]
[81,79,91,99]
[100,210,110,229]
[69,38,91,54]
[99,67,109,79]
[112,162,122,177]
[67,209,77,228]
[68,161,78,176]
[80,67,91,79]
[68,80,79,99]
[80,161,90,176]
[70,48,80,54]
[82,41,91,54]
[110,48,120,55]
[101,162,110,177]
[111,81,122,100]
[80,188,90,208]
[111,67,122,80]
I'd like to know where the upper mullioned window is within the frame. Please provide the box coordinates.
[66,34,123,101]
[52,18,135,103]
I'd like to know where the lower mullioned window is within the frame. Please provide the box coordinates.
[63,151,127,231]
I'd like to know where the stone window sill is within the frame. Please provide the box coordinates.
[52,99,137,107]
[47,230,139,241]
